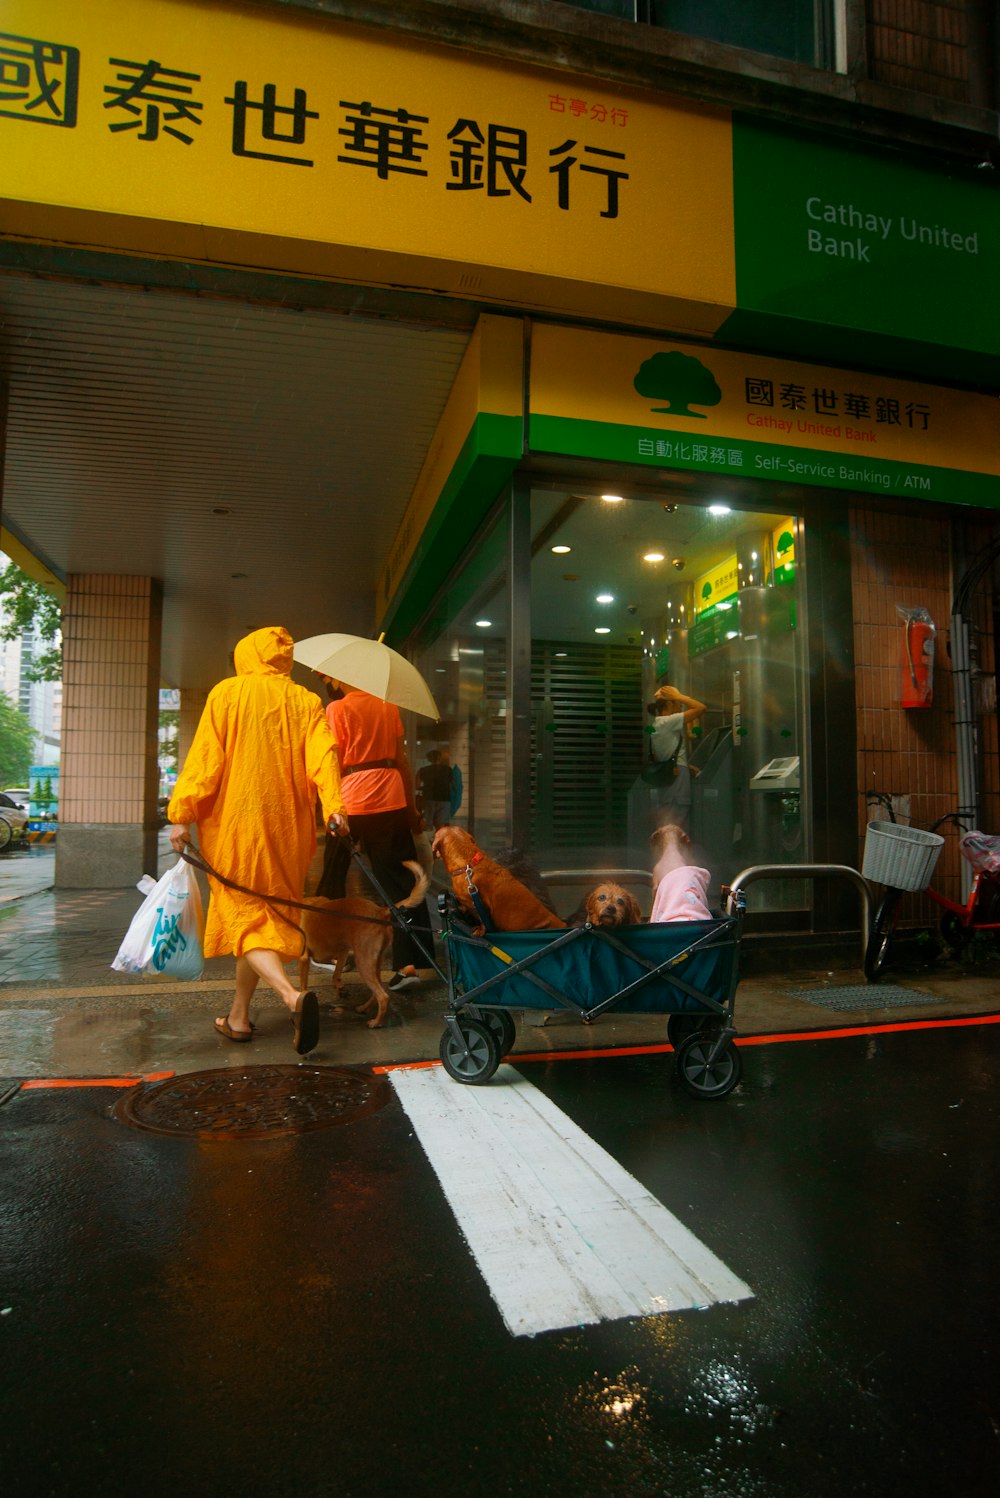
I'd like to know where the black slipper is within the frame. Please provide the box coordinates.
[292,990,320,1055]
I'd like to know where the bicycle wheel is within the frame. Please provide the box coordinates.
[864,889,902,981]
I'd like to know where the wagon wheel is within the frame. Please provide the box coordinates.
[675,1029,742,1100]
[439,1017,501,1085]
[481,1010,517,1057]
[667,1013,711,1050]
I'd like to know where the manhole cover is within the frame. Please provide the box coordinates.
[114,1065,390,1138]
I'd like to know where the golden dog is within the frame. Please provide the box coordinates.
[432,826,565,933]
[298,860,429,1028]
[583,882,643,929]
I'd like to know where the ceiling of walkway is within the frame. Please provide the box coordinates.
[0,271,471,692]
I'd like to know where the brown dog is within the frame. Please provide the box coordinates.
[298,860,429,1028]
[583,882,643,929]
[432,826,565,933]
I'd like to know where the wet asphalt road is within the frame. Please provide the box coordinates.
[1,1022,998,1498]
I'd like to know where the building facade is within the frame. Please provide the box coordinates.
[0,0,997,937]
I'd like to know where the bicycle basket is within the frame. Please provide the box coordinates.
[862,821,944,891]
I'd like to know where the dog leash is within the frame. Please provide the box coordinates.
[441,853,495,934]
[179,844,393,928]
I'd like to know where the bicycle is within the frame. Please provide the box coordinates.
[862,794,1000,980]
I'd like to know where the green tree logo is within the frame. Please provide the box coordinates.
[633,351,722,420]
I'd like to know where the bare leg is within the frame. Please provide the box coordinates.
[243,948,302,1012]
[216,955,260,1036]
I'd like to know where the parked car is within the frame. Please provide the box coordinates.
[0,793,29,852]
[2,787,30,813]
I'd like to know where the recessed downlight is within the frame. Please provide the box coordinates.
[596,593,614,604]
[475,619,492,628]
[643,551,664,563]
[594,626,611,634]
[601,494,624,504]
[551,544,571,554]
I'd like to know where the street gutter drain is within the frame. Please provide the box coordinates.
[114,1065,390,1139]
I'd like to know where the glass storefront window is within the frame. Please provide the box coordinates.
[412,504,509,849]
[528,486,809,909]
[560,0,835,69]
[650,0,830,67]
[409,480,810,916]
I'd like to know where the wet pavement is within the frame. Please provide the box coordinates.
[1,1022,998,1497]
[3,833,1000,1079]
[2,837,999,1495]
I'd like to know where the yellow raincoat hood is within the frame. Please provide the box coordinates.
[233,626,294,677]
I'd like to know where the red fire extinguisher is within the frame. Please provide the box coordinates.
[899,606,935,708]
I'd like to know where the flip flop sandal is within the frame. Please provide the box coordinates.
[215,1017,254,1042]
[292,991,320,1056]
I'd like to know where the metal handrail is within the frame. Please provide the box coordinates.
[730,863,873,964]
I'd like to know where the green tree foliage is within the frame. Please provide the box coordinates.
[633,352,722,419]
[0,691,36,786]
[159,708,179,773]
[0,563,62,682]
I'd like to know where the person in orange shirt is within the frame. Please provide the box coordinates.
[168,626,347,1054]
[318,679,435,990]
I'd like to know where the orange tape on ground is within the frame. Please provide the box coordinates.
[21,1071,176,1089]
[374,1012,1000,1073]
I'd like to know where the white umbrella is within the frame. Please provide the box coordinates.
[293,632,440,720]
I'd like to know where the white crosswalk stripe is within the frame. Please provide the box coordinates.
[390,1063,753,1338]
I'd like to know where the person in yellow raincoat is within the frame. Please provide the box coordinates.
[168,626,347,1054]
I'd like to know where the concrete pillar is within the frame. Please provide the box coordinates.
[177,688,209,770]
[57,575,162,887]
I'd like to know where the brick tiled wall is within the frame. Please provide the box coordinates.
[868,0,973,103]
[178,689,208,770]
[61,575,162,825]
[851,506,961,904]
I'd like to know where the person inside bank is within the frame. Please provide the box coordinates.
[415,747,456,831]
[644,683,707,831]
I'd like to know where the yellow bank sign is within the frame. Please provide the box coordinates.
[0,0,736,331]
[693,555,739,616]
[530,325,1000,508]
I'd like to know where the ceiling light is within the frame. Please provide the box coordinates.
[555,651,568,657]
[596,593,614,604]
[601,494,624,504]
[708,503,731,516]
[643,551,665,563]
[475,619,492,628]
[551,544,571,554]
[594,626,611,634]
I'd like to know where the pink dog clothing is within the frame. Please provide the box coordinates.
[650,865,712,923]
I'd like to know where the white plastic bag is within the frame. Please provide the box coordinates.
[111,858,206,979]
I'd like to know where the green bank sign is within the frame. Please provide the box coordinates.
[724,118,1000,385]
